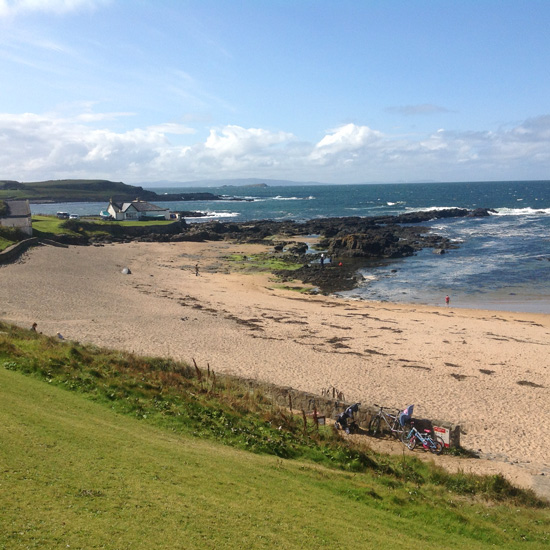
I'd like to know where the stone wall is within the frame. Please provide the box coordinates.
[0,238,38,264]
[241,378,461,448]
[0,238,70,264]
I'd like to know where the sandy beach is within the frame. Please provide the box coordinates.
[2,240,549,497]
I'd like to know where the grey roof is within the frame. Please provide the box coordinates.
[122,200,168,213]
[2,200,31,218]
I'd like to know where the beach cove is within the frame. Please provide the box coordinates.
[1,240,549,498]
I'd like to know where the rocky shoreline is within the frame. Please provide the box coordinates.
[53,207,494,293]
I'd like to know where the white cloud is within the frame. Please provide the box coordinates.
[1,110,550,183]
[0,0,108,18]
[204,125,294,156]
[310,123,384,161]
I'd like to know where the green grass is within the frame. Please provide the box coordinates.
[0,322,549,549]
[225,253,303,274]
[0,226,27,250]
[30,215,177,241]
[0,236,16,251]
[31,215,80,236]
[0,179,152,202]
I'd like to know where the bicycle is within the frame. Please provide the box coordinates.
[368,404,406,439]
[400,422,445,455]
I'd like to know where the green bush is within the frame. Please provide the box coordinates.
[0,225,26,242]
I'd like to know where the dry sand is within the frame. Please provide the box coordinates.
[1,240,549,498]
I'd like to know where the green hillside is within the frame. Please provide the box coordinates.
[0,179,159,202]
[0,324,548,549]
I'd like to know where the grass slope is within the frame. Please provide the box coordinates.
[2,368,547,550]
[1,325,548,549]
[0,179,157,202]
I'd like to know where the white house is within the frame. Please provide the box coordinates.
[106,198,170,221]
[0,200,32,236]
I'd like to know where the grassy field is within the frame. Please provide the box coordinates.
[1,323,549,549]
[0,179,155,202]
[31,215,81,236]
[29,215,178,243]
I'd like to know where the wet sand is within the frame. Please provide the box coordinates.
[1,241,549,498]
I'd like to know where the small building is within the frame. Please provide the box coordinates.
[106,198,170,221]
[0,200,32,236]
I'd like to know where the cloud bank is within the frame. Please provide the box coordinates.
[1,109,550,184]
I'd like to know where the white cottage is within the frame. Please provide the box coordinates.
[0,200,32,236]
[107,198,170,221]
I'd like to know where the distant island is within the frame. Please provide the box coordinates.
[221,183,268,189]
[0,179,249,203]
[138,177,327,188]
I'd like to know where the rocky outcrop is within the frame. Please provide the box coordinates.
[39,208,493,293]
[328,230,414,259]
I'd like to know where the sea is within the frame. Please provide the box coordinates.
[31,180,550,314]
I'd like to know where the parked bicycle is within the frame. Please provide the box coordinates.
[400,421,445,455]
[368,404,407,439]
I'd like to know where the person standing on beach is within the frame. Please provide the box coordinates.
[320,254,325,268]
[445,295,450,307]
[195,263,200,276]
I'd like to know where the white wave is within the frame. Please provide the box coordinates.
[187,211,240,219]
[272,195,315,201]
[404,206,458,213]
[218,196,264,202]
[492,207,550,216]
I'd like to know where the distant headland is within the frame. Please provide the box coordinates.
[0,179,250,203]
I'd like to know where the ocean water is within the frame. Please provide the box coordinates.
[31,180,550,313]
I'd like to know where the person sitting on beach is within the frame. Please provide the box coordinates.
[30,322,37,332]
[336,402,360,434]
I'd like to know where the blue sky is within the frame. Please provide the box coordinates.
[1,0,550,185]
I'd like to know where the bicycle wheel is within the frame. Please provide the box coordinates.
[400,427,411,444]
[368,416,382,437]
[392,420,407,440]
[429,436,445,455]
[405,434,417,451]
[401,428,416,450]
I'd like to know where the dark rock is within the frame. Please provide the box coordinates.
[287,242,308,255]
[470,208,496,217]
